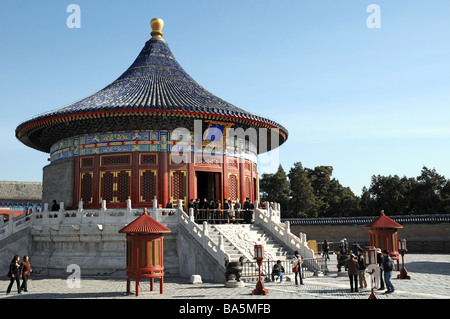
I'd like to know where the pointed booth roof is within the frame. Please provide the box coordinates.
[365,210,403,229]
[16,18,288,154]
[119,212,171,234]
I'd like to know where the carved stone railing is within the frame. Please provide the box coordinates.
[177,204,230,267]
[254,202,320,274]
[31,200,142,232]
[0,208,34,241]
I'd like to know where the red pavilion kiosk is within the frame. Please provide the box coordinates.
[119,210,171,296]
[365,210,403,263]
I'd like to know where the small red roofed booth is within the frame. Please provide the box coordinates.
[365,210,403,266]
[119,210,171,296]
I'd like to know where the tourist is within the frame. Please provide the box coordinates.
[345,253,359,292]
[357,249,367,289]
[322,240,330,260]
[351,241,362,255]
[340,238,349,254]
[200,198,209,221]
[215,199,221,223]
[188,198,195,211]
[375,248,384,290]
[271,260,285,282]
[20,255,32,292]
[223,199,233,224]
[291,251,304,285]
[382,250,395,293]
[51,200,60,211]
[165,199,173,208]
[234,199,242,222]
[243,198,254,224]
[6,255,21,295]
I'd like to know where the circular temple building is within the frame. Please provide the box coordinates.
[16,18,288,211]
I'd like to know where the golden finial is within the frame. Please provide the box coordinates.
[150,18,164,40]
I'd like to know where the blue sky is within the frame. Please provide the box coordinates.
[1,0,449,196]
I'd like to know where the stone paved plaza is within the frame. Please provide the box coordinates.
[1,253,449,301]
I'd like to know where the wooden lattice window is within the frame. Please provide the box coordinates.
[101,155,131,167]
[141,154,157,165]
[228,174,238,201]
[100,170,130,203]
[81,157,93,168]
[101,171,115,203]
[228,158,238,169]
[245,176,251,199]
[140,170,157,202]
[117,171,130,202]
[80,172,93,204]
[171,171,185,201]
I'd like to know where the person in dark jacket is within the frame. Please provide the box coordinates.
[345,254,359,292]
[322,240,330,260]
[20,255,32,292]
[382,250,395,293]
[6,255,21,295]
[357,249,367,289]
[271,260,285,282]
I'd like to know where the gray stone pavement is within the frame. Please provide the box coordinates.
[1,254,449,300]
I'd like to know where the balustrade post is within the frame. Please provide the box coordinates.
[285,220,291,243]
[202,221,208,247]
[152,199,158,219]
[57,202,64,223]
[7,213,13,236]
[218,235,224,251]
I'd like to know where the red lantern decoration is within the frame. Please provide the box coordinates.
[252,244,269,295]
[397,239,411,279]
[364,246,377,299]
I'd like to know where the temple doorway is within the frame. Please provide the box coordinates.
[196,171,222,202]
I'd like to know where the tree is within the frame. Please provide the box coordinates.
[409,166,447,214]
[259,165,290,214]
[325,179,360,217]
[287,162,318,218]
[368,174,412,215]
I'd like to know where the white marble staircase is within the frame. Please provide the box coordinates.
[209,224,294,262]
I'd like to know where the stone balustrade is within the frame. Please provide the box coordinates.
[178,206,230,267]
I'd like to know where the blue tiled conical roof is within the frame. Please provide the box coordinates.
[16,19,288,153]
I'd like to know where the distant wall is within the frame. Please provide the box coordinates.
[290,222,450,253]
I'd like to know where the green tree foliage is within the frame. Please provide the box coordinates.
[259,165,290,213]
[259,164,450,218]
[287,162,318,218]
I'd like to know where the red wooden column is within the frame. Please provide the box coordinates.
[186,152,195,203]
[73,157,80,209]
[222,155,229,201]
[239,159,246,202]
[131,152,140,205]
[159,152,169,207]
